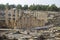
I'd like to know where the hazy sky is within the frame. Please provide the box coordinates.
[0,0,60,7]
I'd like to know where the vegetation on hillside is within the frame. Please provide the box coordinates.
[0,3,60,11]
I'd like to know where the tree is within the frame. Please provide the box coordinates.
[29,4,49,11]
[9,5,16,9]
[36,5,41,10]
[48,4,58,11]
[58,7,60,11]
[42,5,49,11]
[23,5,28,10]
[0,3,59,11]
[5,3,10,10]
[0,4,5,10]
[29,4,36,10]
[16,4,22,9]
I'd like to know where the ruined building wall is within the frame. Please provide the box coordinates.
[5,9,48,28]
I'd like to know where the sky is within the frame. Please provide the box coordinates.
[0,0,60,7]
